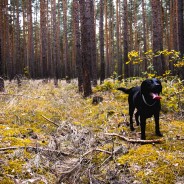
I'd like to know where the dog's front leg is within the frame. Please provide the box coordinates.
[154,112,163,137]
[140,116,146,140]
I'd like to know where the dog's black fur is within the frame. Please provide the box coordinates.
[118,78,163,140]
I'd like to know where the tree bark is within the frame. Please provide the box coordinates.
[80,0,92,97]
[73,0,83,92]
[100,0,105,83]
[27,0,35,78]
[151,0,164,76]
[40,0,48,78]
[123,0,129,79]
[62,0,70,82]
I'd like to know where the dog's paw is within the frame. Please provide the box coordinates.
[136,122,140,126]
[130,126,135,131]
[156,132,163,137]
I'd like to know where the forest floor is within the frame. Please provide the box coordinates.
[0,78,183,184]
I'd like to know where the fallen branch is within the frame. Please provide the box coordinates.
[105,133,163,144]
[0,146,69,156]
[41,115,59,127]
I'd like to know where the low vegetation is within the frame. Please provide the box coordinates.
[0,77,183,184]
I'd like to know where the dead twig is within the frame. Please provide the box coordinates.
[41,115,59,127]
[105,133,163,144]
[0,146,69,156]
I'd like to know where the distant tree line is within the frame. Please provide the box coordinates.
[0,0,183,96]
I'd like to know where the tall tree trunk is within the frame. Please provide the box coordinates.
[116,0,121,80]
[0,0,3,76]
[104,0,109,78]
[56,2,61,79]
[108,0,114,75]
[73,0,83,92]
[22,0,27,76]
[100,0,105,83]
[142,0,147,71]
[151,0,164,76]
[40,0,48,78]
[177,0,184,79]
[5,0,12,80]
[15,0,21,76]
[79,0,92,97]
[123,0,129,79]
[90,0,97,86]
[27,0,35,78]
[62,0,70,82]
[52,0,58,86]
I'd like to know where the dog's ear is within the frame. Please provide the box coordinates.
[141,79,150,95]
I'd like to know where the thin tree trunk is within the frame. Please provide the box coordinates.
[40,0,48,78]
[62,0,70,82]
[90,0,97,86]
[100,0,105,83]
[0,0,3,76]
[142,0,147,71]
[27,0,35,78]
[123,0,129,79]
[73,0,83,92]
[105,0,109,78]
[177,0,184,79]
[52,0,58,86]
[116,0,121,80]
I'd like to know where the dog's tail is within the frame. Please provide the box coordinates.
[117,87,131,94]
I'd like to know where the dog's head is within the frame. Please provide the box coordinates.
[141,78,162,100]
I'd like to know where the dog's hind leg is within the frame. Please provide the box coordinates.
[129,106,135,131]
[135,111,140,126]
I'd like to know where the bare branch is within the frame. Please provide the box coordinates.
[0,146,69,156]
[105,133,163,144]
[41,115,59,127]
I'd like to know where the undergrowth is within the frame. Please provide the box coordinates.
[0,78,183,183]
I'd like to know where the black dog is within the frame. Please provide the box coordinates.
[118,78,163,140]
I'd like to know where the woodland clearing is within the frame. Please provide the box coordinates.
[0,78,183,184]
